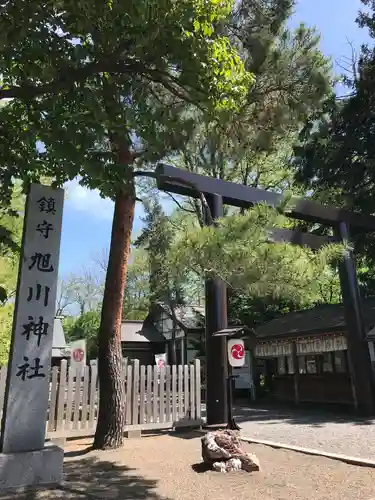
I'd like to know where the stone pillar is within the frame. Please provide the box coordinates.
[0,184,64,490]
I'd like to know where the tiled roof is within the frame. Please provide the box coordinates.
[158,304,205,330]
[255,298,375,339]
[121,319,165,343]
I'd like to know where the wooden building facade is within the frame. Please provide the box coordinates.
[121,303,205,365]
[253,299,375,407]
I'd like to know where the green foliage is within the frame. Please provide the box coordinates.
[0,0,253,203]
[63,310,101,360]
[228,265,341,330]
[170,0,333,213]
[0,185,24,304]
[123,248,150,319]
[0,303,13,366]
[292,0,375,267]
[167,204,344,305]
[135,198,184,306]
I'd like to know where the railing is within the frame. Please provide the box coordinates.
[47,358,202,438]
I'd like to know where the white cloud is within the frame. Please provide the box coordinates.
[63,179,150,222]
[63,177,182,223]
[64,179,115,220]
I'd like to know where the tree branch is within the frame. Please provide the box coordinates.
[132,170,157,179]
[0,42,137,100]
[164,191,195,213]
[132,169,213,224]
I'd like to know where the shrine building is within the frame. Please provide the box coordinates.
[253,298,375,407]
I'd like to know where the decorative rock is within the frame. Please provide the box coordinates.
[201,430,260,473]
[212,457,242,473]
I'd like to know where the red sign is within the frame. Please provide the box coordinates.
[231,343,245,361]
[72,348,84,362]
[157,359,165,368]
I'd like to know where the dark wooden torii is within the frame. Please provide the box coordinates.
[156,163,375,423]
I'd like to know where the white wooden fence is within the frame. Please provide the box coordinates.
[0,359,202,439]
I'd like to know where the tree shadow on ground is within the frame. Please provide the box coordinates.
[64,446,93,458]
[60,454,172,499]
[0,454,173,500]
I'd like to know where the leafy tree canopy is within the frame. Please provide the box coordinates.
[0,0,253,205]
[0,184,24,304]
[167,204,344,305]
[63,310,101,360]
[292,0,375,264]
[169,0,334,220]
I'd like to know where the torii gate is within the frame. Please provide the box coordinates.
[155,163,375,425]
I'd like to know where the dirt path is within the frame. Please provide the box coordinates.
[234,406,375,459]
[1,432,375,500]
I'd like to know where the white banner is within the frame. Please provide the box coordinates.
[296,335,347,355]
[255,342,292,358]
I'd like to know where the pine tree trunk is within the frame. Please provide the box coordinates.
[93,184,135,450]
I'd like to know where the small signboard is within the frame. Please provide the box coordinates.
[228,339,245,367]
[155,353,166,369]
[62,340,87,370]
[70,339,86,370]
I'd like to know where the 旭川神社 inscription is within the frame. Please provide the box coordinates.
[0,185,64,454]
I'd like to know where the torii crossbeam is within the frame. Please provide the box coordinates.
[156,163,375,422]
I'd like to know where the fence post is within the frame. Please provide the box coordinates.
[73,366,82,431]
[81,365,90,430]
[48,366,59,432]
[189,363,195,420]
[165,365,171,422]
[132,360,140,425]
[139,365,146,425]
[171,365,177,422]
[194,359,201,420]
[125,364,133,425]
[89,363,98,430]
[184,364,189,419]
[56,360,67,431]
[152,365,158,423]
[146,365,152,423]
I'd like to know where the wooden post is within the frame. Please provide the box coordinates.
[335,222,375,414]
[248,350,256,402]
[292,342,299,406]
[204,194,228,426]
[194,359,201,420]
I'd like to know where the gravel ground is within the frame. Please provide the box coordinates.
[1,432,375,500]
[234,406,375,460]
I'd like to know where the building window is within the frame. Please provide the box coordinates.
[322,352,333,373]
[298,356,307,374]
[334,351,347,373]
[306,355,317,374]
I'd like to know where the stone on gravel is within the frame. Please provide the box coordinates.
[201,430,260,473]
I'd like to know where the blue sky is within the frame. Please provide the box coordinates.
[59,0,371,277]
